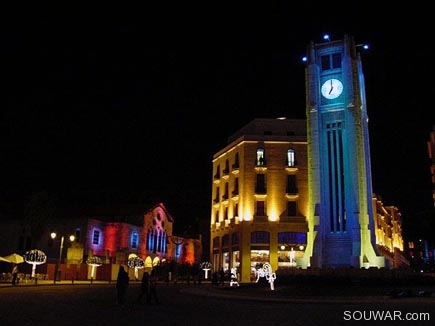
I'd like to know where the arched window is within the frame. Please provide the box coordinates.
[287,149,296,167]
[256,148,266,166]
[131,231,139,249]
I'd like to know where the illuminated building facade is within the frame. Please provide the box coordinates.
[85,202,201,268]
[0,202,202,280]
[372,195,407,268]
[211,118,310,283]
[210,35,405,283]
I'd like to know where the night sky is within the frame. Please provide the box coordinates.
[1,6,434,236]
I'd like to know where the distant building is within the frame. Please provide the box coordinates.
[372,195,408,268]
[85,203,201,267]
[0,203,202,280]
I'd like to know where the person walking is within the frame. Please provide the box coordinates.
[116,266,129,305]
[11,264,19,286]
[136,271,150,304]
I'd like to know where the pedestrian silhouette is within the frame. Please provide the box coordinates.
[12,264,19,286]
[116,266,129,304]
[211,271,219,286]
[219,267,225,286]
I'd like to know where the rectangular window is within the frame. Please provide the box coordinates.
[131,232,138,249]
[332,53,341,69]
[231,232,239,245]
[256,201,265,216]
[214,165,220,179]
[286,175,297,194]
[251,231,270,243]
[287,201,297,216]
[250,250,270,264]
[92,230,100,245]
[223,183,229,200]
[213,237,220,249]
[223,159,230,174]
[321,53,342,71]
[232,178,239,196]
[214,187,220,204]
[278,231,307,244]
[255,174,266,194]
[287,149,296,167]
[222,234,230,247]
[321,55,330,70]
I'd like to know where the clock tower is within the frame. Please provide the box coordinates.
[302,34,385,268]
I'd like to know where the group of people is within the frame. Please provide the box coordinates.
[116,266,159,305]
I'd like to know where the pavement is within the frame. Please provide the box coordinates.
[4,278,435,304]
[181,283,435,304]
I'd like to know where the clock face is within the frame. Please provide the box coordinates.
[321,78,343,100]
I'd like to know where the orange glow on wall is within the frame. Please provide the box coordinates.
[183,240,195,265]
[105,225,118,254]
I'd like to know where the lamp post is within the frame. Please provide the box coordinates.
[51,232,75,284]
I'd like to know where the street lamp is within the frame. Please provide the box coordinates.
[51,232,75,284]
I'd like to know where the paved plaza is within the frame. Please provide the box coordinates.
[1,280,434,325]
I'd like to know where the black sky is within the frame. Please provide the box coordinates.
[1,6,434,235]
